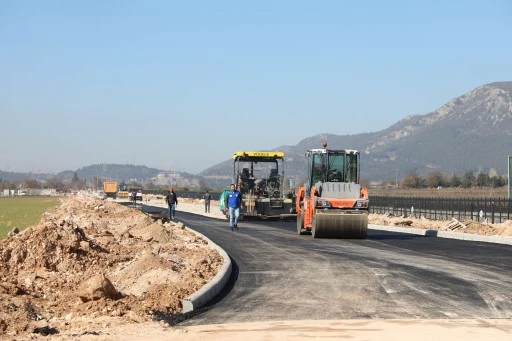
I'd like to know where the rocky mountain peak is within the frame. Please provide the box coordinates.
[365,82,512,154]
[432,82,512,124]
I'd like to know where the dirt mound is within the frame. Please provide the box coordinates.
[0,194,222,338]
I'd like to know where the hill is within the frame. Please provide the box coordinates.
[57,164,164,182]
[201,81,512,183]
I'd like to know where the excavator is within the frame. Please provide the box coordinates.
[295,142,369,238]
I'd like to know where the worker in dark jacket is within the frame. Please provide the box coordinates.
[165,187,178,219]
[203,190,212,213]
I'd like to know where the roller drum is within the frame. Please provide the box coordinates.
[297,211,306,235]
[312,212,368,239]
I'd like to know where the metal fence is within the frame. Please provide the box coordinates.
[370,196,512,224]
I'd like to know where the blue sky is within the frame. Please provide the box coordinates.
[1,0,511,174]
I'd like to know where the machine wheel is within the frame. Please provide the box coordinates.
[311,215,318,238]
[296,211,305,235]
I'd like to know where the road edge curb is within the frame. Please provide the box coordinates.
[181,227,232,313]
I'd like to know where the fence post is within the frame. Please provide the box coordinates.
[491,201,495,224]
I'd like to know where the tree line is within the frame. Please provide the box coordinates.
[391,169,508,189]
[0,172,195,193]
[1,169,509,193]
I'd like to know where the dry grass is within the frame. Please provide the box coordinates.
[369,186,508,198]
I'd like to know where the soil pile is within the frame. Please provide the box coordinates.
[0,194,222,338]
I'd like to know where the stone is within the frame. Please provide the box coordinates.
[77,274,119,302]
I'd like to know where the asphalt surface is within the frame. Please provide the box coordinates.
[141,207,512,325]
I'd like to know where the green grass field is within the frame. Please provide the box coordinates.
[0,196,62,240]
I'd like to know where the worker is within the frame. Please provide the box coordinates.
[203,190,212,213]
[225,183,243,231]
[165,187,178,220]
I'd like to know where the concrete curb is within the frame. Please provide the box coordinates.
[369,224,512,245]
[181,227,232,313]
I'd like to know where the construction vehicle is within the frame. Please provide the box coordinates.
[128,188,143,202]
[295,142,368,238]
[118,180,129,199]
[103,181,118,199]
[225,151,295,219]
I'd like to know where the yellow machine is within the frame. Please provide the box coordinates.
[117,181,129,199]
[103,181,118,199]
[226,151,295,219]
[295,142,368,238]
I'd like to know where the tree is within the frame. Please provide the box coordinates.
[23,179,41,189]
[489,175,505,188]
[0,180,10,190]
[460,170,475,188]
[425,171,444,188]
[71,172,85,190]
[46,177,66,192]
[401,172,425,189]
[476,171,489,187]
[449,174,461,188]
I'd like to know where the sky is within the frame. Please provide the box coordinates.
[1,1,511,175]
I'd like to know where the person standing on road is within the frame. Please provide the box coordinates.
[165,187,178,220]
[225,183,243,231]
[203,190,212,213]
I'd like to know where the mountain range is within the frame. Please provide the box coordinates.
[201,81,512,182]
[2,82,511,185]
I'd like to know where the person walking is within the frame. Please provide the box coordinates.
[225,183,243,231]
[165,187,178,220]
[203,190,212,213]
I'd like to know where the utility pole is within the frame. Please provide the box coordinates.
[508,156,511,200]
[395,168,399,188]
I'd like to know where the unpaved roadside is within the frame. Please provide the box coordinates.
[54,318,512,341]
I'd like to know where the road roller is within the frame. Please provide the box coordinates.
[295,142,368,239]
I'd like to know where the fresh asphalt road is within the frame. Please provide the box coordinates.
[154,209,512,324]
